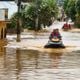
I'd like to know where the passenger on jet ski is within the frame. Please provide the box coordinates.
[49,29,62,41]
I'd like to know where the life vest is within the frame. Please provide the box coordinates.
[51,32,60,37]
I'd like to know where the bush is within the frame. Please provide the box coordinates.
[75,15,80,28]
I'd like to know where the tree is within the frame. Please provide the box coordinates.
[63,0,80,27]
[76,0,80,15]
[9,0,58,31]
[75,0,80,28]
[22,0,58,30]
[63,0,77,21]
[7,13,18,30]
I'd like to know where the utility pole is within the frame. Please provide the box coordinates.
[16,0,21,42]
[35,0,39,31]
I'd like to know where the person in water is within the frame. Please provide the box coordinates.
[49,29,62,40]
[62,22,71,30]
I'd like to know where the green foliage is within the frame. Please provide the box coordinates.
[75,13,80,28]
[40,0,58,21]
[27,0,58,29]
[63,0,80,28]
[63,0,77,21]
[75,0,80,28]
[76,0,80,14]
[9,0,58,31]
[22,0,58,30]
[8,13,18,29]
[22,4,37,30]
[63,0,69,12]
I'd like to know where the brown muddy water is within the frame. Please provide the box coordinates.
[0,31,80,80]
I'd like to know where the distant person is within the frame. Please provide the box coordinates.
[63,22,68,29]
[49,29,62,40]
[68,24,71,29]
[62,22,71,30]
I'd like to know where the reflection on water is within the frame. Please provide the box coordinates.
[0,46,80,80]
[0,30,80,80]
[49,52,62,69]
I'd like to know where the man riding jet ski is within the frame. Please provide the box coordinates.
[44,29,65,48]
[62,22,72,31]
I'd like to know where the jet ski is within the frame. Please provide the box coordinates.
[44,37,65,48]
[62,23,71,31]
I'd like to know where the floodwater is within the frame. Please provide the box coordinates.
[0,30,80,80]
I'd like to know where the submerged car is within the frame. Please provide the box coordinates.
[44,37,65,48]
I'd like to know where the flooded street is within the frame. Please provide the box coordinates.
[0,22,80,80]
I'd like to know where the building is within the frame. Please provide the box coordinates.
[0,8,8,46]
[0,8,8,40]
